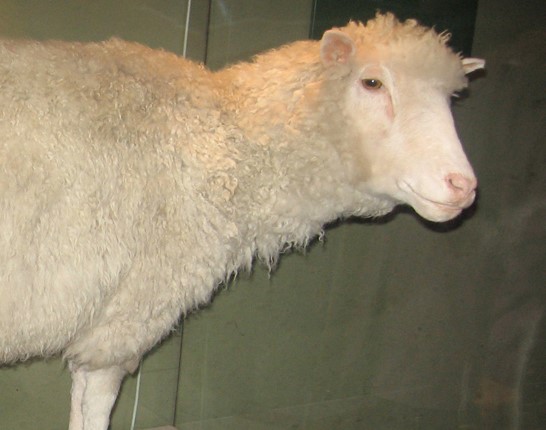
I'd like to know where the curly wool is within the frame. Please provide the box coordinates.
[341,13,467,91]
[0,14,468,369]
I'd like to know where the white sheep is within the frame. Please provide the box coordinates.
[0,13,484,430]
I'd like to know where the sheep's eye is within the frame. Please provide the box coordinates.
[362,78,383,90]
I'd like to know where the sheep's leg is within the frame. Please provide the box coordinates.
[69,364,85,430]
[69,364,126,430]
[81,366,125,430]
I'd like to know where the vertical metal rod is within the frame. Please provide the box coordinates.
[182,0,192,58]
[130,363,143,430]
[172,325,185,426]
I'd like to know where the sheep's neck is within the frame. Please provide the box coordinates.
[208,66,358,250]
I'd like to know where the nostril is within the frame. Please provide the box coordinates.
[445,173,477,197]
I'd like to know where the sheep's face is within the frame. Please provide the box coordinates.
[320,20,484,222]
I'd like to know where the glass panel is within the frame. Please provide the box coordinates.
[175,1,544,429]
[205,0,313,70]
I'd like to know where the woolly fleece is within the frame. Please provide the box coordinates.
[0,14,475,370]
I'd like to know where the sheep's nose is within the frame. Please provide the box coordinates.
[445,173,477,206]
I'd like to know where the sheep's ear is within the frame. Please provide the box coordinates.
[320,30,356,67]
[462,57,485,74]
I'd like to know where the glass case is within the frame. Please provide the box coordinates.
[0,1,543,429]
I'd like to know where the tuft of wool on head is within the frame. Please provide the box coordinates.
[339,13,468,93]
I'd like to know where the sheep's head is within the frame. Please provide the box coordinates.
[320,14,485,222]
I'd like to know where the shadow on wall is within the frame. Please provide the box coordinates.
[462,25,546,430]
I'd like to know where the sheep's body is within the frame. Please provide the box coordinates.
[0,38,372,368]
[0,14,484,430]
[0,39,245,367]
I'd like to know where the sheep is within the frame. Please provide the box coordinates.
[0,13,484,430]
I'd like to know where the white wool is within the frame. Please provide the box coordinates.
[0,14,479,372]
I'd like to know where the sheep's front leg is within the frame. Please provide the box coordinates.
[69,363,127,430]
[69,364,86,430]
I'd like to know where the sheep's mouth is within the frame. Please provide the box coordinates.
[399,182,474,222]
[415,192,469,211]
[399,181,471,211]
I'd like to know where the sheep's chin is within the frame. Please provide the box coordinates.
[412,202,464,222]
[406,192,467,222]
